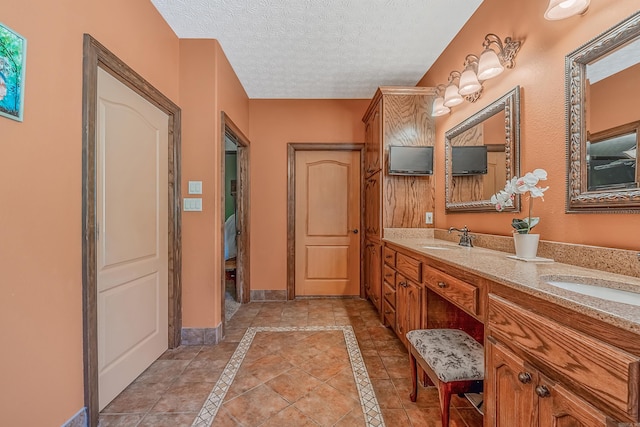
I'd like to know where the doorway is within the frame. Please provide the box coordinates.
[220,113,250,331]
[82,35,182,427]
[287,143,365,300]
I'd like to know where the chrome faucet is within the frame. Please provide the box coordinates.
[448,225,474,247]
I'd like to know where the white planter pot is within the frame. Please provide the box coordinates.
[513,233,540,259]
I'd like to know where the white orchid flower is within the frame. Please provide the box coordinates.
[532,169,548,180]
[504,176,518,195]
[529,185,549,198]
[490,169,550,233]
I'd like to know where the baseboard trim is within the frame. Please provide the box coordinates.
[61,407,87,427]
[250,290,287,301]
[181,324,223,345]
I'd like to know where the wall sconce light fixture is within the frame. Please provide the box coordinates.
[544,0,590,20]
[443,71,464,107]
[432,84,451,117]
[432,34,521,117]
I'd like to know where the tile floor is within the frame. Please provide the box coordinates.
[100,298,484,426]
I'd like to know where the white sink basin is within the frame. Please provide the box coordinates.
[544,277,640,306]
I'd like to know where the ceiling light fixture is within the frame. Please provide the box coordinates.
[544,0,590,20]
[431,34,521,117]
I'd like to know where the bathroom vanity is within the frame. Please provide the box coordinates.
[381,237,640,426]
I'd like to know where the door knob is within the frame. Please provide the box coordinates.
[351,229,359,234]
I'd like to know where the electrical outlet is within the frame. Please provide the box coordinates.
[425,212,433,224]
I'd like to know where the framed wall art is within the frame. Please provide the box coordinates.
[0,22,26,122]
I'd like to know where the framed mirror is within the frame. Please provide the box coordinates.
[445,86,520,212]
[566,11,640,212]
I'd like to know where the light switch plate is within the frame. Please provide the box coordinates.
[425,212,433,224]
[188,181,203,195]
[184,198,203,211]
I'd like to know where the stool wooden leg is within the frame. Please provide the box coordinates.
[409,352,418,402]
[438,382,453,427]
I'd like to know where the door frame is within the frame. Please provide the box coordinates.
[220,112,251,323]
[81,35,182,427]
[286,143,365,300]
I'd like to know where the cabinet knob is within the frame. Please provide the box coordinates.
[535,385,550,398]
[437,281,448,289]
[385,310,392,315]
[517,372,532,384]
[385,292,393,297]
[399,281,407,287]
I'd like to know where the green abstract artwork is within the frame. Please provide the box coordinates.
[0,22,26,122]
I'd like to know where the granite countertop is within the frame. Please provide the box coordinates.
[383,237,640,335]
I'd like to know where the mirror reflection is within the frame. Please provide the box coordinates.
[566,11,640,211]
[445,87,520,212]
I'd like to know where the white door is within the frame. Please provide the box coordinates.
[96,68,169,410]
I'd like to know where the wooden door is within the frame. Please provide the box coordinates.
[538,376,616,427]
[96,68,169,409]
[485,339,538,427]
[294,150,361,296]
[406,280,422,336]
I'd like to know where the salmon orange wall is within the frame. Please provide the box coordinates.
[418,0,640,250]
[0,0,179,425]
[589,63,640,133]
[248,99,370,290]
[179,39,249,328]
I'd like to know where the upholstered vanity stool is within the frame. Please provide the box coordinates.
[406,329,484,427]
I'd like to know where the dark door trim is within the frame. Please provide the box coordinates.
[81,34,182,427]
[286,143,365,300]
[220,113,251,336]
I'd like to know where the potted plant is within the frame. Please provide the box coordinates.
[491,169,549,258]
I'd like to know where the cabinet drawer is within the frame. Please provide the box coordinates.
[383,247,396,267]
[424,267,478,316]
[488,294,640,420]
[383,282,396,307]
[383,299,396,330]
[383,265,396,287]
[396,253,421,283]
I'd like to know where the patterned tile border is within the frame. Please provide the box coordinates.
[191,325,385,427]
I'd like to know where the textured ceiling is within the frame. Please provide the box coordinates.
[151,0,483,99]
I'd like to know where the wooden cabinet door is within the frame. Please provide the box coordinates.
[365,241,382,313]
[396,276,408,346]
[364,102,381,176]
[364,172,380,237]
[538,375,616,427]
[485,339,538,427]
[396,276,422,348]
[406,280,422,336]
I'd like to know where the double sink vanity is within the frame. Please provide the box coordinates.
[378,235,640,426]
[361,11,640,426]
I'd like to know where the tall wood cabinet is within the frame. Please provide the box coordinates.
[362,87,436,315]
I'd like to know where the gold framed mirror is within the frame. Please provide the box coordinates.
[445,86,521,212]
[566,11,640,212]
